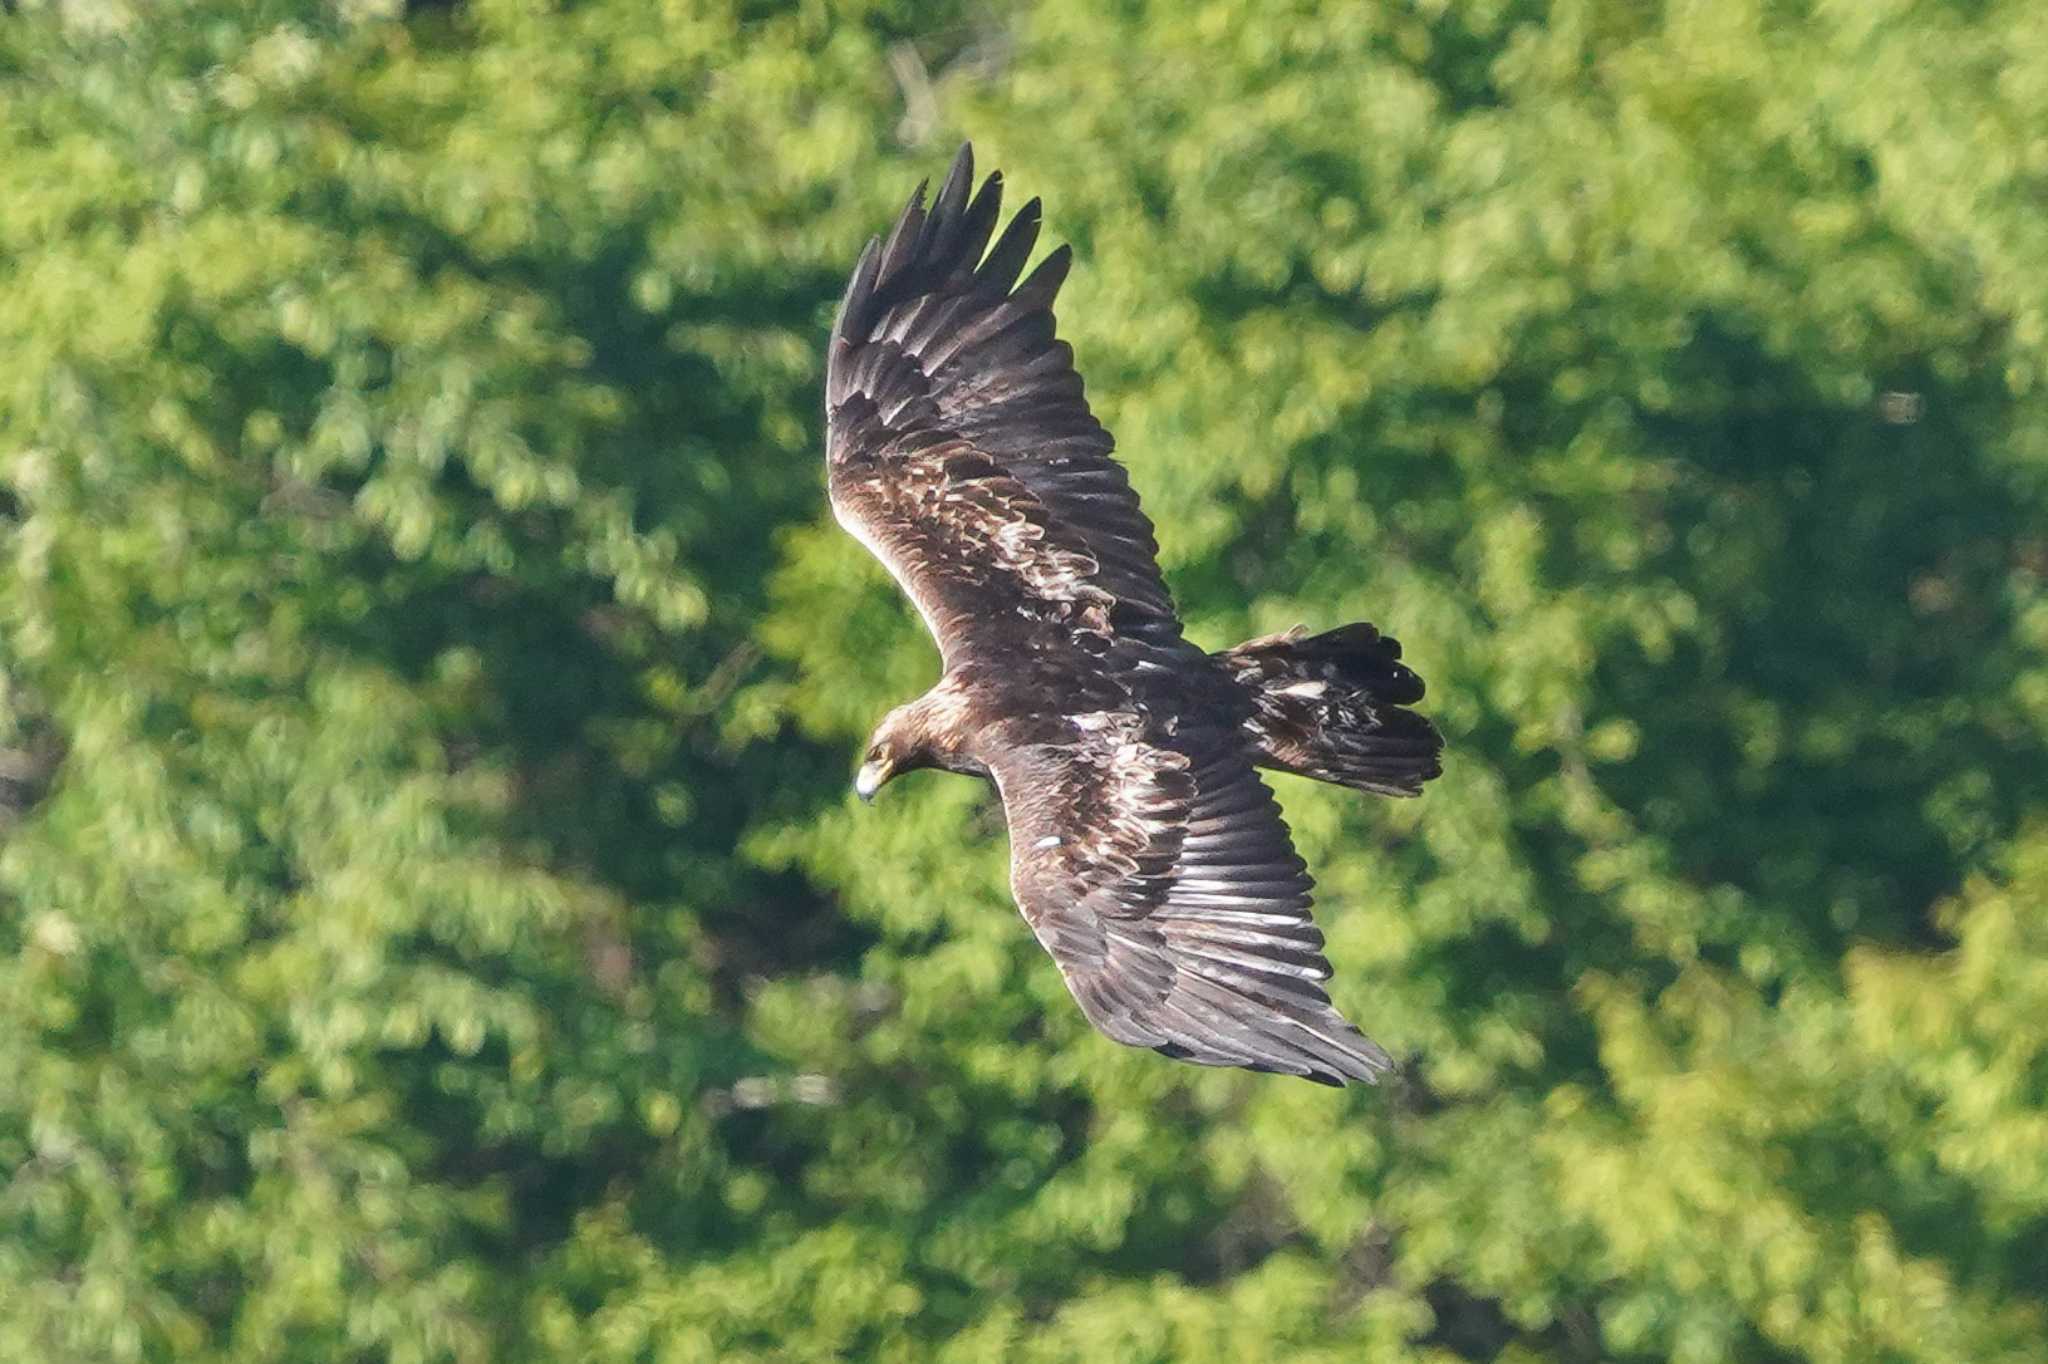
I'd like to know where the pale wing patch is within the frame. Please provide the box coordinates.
[829,441,1114,667]
[933,464,1107,604]
[832,497,946,645]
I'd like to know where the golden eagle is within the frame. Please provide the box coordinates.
[827,145,1442,1085]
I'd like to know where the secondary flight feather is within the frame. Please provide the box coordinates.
[827,144,1443,1085]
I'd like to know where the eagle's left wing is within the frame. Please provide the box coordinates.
[985,715,1394,1086]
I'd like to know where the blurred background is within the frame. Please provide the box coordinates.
[3,0,2046,1359]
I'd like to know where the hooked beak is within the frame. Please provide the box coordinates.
[853,760,886,804]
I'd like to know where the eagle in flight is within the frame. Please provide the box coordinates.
[827,145,1442,1085]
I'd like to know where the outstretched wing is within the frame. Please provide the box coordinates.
[826,143,1181,667]
[987,715,1395,1086]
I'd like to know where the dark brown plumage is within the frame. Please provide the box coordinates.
[829,145,1443,1086]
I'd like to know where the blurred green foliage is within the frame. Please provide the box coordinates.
[3,0,2046,1359]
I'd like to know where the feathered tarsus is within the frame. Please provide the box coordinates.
[828,144,1443,1086]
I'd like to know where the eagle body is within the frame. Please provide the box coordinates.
[829,146,1442,1086]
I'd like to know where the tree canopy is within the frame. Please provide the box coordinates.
[3,0,2045,1360]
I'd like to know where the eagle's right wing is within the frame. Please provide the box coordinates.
[986,716,1394,1086]
[826,426,1120,671]
[826,144,1183,669]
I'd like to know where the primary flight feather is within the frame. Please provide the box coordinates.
[827,144,1443,1086]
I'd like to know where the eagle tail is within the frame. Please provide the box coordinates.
[1218,624,1444,797]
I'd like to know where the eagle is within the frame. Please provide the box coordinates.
[826,145,1442,1086]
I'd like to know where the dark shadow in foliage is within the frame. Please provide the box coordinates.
[1422,1274,1805,1363]
[1777,1112,2048,1307]
[0,696,62,836]
[1608,324,2037,959]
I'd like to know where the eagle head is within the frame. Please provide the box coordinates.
[855,695,961,802]
[853,742,893,803]
[854,712,914,803]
